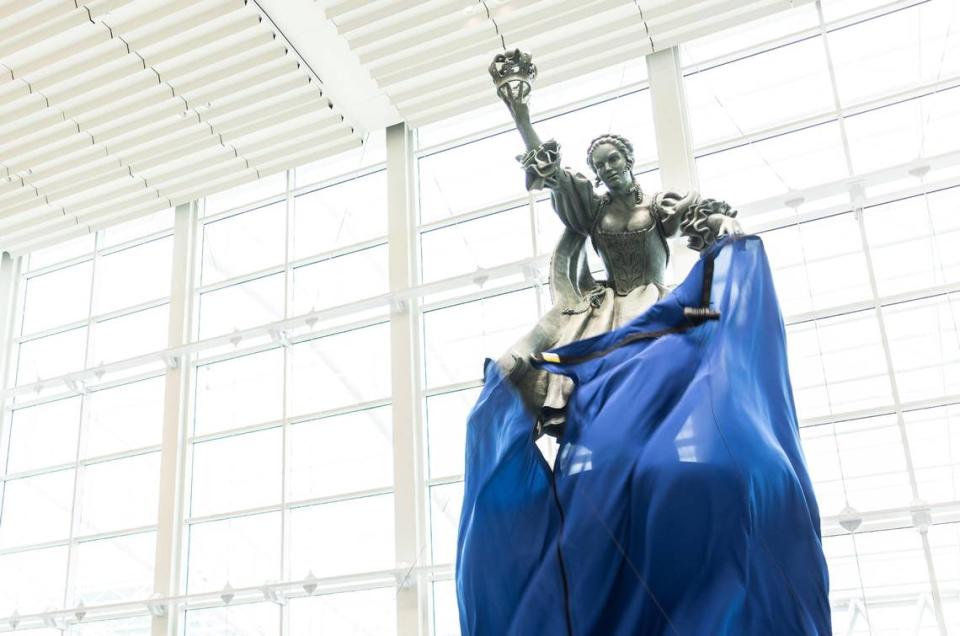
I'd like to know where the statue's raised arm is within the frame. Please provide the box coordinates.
[490,50,742,436]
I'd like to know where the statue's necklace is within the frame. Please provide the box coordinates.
[603,183,644,207]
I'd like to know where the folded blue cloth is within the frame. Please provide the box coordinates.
[457,236,830,635]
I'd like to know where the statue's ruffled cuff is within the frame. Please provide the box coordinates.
[680,198,738,252]
[517,139,561,191]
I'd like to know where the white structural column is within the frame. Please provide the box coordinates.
[386,122,427,636]
[0,252,19,393]
[646,46,700,279]
[646,47,698,192]
[152,202,200,636]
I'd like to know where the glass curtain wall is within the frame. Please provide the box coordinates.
[1,0,959,634]
[418,1,960,634]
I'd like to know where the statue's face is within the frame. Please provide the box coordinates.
[591,143,631,192]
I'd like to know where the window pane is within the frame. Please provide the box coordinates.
[883,296,960,404]
[419,132,524,223]
[89,304,168,366]
[95,237,172,314]
[288,588,396,636]
[102,207,174,248]
[287,323,391,417]
[22,261,92,334]
[534,90,657,178]
[289,494,394,579]
[6,397,81,473]
[198,273,285,340]
[0,469,74,548]
[432,580,460,636]
[426,388,480,480]
[421,206,533,284]
[191,428,282,517]
[27,235,94,272]
[71,531,155,606]
[184,602,280,636]
[203,173,285,217]
[0,546,67,616]
[295,129,386,187]
[17,327,87,385]
[697,122,848,205]
[83,377,165,458]
[71,616,153,635]
[291,245,389,315]
[186,512,280,593]
[863,190,960,297]
[760,213,871,316]
[786,310,892,420]
[828,4,953,106]
[288,407,393,502]
[800,415,913,517]
[423,288,539,387]
[686,37,834,147]
[430,482,464,566]
[194,348,284,436]
[201,202,286,285]
[293,171,387,258]
[78,453,160,535]
[903,405,960,504]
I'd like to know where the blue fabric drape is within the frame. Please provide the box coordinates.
[456,237,830,635]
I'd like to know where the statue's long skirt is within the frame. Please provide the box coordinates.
[456,237,831,635]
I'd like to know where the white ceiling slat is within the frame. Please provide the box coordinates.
[238,120,354,161]
[201,71,312,122]
[167,42,289,96]
[118,0,247,51]
[0,7,94,60]
[180,55,303,106]
[0,103,341,222]
[6,19,113,78]
[0,1,76,47]
[4,132,98,175]
[348,0,470,51]
[103,0,204,33]
[4,133,362,251]
[0,1,47,24]
[0,42,294,164]
[357,0,604,65]
[393,0,804,126]
[217,98,337,142]
[151,28,277,81]
[0,185,42,211]
[0,119,82,165]
[138,11,262,68]
[206,84,326,130]
[0,0,805,255]
[0,108,64,150]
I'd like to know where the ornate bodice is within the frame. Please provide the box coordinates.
[591,220,670,296]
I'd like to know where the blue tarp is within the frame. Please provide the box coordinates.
[457,237,830,635]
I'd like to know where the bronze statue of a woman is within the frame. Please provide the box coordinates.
[490,50,743,435]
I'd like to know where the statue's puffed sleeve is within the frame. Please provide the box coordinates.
[653,192,738,252]
[680,198,738,251]
[517,139,600,236]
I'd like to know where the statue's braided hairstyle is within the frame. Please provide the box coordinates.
[586,134,636,187]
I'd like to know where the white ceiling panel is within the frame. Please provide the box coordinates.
[0,0,812,254]
[0,0,362,254]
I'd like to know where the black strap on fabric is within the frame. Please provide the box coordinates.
[532,253,721,367]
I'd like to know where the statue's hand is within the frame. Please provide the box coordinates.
[713,215,744,238]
